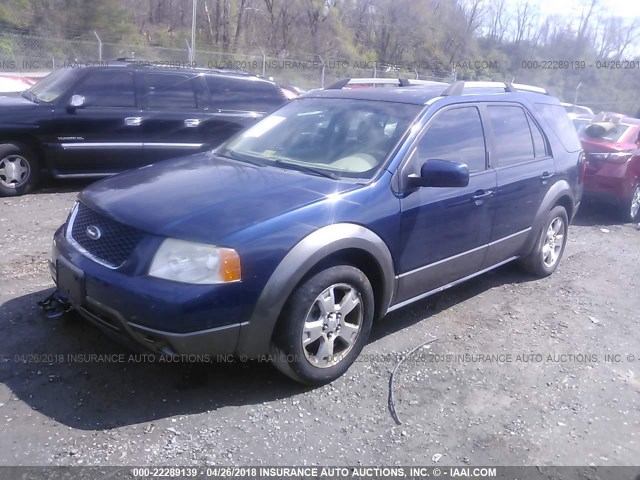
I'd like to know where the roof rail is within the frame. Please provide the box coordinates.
[442,81,548,96]
[325,77,413,89]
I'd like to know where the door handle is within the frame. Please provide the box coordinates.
[124,117,143,127]
[541,171,554,185]
[184,118,201,128]
[472,190,494,200]
[472,190,494,206]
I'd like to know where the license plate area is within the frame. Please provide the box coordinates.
[57,258,86,306]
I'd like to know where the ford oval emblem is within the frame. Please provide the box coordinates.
[86,225,102,240]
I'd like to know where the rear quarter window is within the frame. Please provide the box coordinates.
[534,103,582,152]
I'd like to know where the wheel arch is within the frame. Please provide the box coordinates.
[0,132,47,170]
[236,223,395,357]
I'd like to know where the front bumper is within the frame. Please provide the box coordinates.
[51,226,251,356]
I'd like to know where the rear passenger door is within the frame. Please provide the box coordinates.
[141,72,210,162]
[483,103,555,266]
[395,105,497,305]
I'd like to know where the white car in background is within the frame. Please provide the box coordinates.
[0,74,38,93]
[561,102,595,116]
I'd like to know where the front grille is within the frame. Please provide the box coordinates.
[70,203,144,268]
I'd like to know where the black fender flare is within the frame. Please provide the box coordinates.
[236,223,395,357]
[522,180,576,256]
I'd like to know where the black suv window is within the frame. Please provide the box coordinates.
[206,76,283,112]
[487,105,535,166]
[73,70,136,108]
[146,73,197,109]
[416,106,486,173]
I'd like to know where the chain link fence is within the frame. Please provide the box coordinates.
[0,30,455,87]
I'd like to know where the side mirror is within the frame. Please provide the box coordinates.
[67,95,86,111]
[408,159,469,188]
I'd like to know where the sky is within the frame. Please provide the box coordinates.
[503,0,640,56]
[525,0,640,20]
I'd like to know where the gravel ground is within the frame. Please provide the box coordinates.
[0,181,639,467]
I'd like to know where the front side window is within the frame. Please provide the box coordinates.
[487,105,535,166]
[146,73,197,109]
[416,106,486,173]
[221,98,422,180]
[73,70,136,108]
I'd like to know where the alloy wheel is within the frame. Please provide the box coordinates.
[301,283,363,368]
[542,216,565,268]
[0,155,30,189]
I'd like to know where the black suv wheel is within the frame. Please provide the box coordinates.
[0,143,40,197]
[270,265,374,385]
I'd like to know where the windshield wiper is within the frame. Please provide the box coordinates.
[272,159,340,180]
[217,148,266,167]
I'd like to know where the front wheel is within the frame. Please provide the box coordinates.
[0,143,40,197]
[270,265,374,385]
[520,206,569,278]
[623,183,640,223]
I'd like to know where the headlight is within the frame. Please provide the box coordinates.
[149,238,241,284]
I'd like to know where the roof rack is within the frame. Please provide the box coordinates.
[441,81,548,96]
[326,78,413,89]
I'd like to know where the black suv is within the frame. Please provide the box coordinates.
[0,62,287,196]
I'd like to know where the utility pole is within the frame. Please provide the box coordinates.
[191,0,199,63]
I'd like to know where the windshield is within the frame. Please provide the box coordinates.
[221,97,422,179]
[24,68,83,103]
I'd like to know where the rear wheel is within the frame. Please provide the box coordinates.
[0,143,40,197]
[520,206,569,278]
[270,265,374,385]
[624,183,640,223]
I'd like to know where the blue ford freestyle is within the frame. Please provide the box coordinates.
[49,80,584,384]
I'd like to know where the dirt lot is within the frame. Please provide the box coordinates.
[0,180,639,467]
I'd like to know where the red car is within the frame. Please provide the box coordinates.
[580,113,640,222]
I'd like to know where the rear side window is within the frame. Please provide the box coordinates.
[416,106,486,172]
[73,70,135,107]
[487,105,535,166]
[528,115,547,158]
[206,77,283,112]
[534,103,582,152]
[145,73,197,109]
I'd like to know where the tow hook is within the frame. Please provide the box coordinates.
[38,291,73,320]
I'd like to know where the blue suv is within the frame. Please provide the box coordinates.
[48,81,584,384]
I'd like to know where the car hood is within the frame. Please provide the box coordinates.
[79,153,360,243]
[0,92,38,111]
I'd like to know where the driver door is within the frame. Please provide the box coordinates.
[395,105,497,305]
[49,69,144,174]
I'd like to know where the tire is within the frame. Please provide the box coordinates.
[0,143,40,197]
[270,265,374,385]
[520,206,569,278]
[623,183,640,223]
